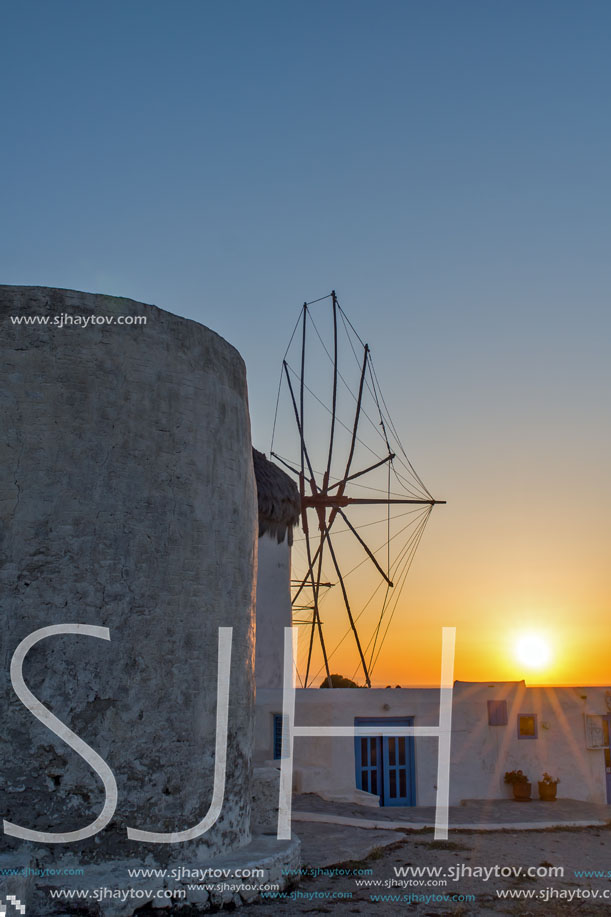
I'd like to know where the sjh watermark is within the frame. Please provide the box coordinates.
[3,624,455,845]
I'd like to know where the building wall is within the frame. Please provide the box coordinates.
[450,681,609,805]
[257,681,611,805]
[254,534,292,693]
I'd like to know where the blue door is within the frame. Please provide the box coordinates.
[355,718,415,806]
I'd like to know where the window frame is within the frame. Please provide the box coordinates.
[272,713,286,759]
[517,713,538,740]
[487,700,508,726]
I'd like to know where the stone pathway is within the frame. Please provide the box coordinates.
[293,793,611,833]
[250,816,611,916]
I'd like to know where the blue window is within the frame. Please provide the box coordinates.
[518,714,538,739]
[273,714,287,759]
[487,700,508,726]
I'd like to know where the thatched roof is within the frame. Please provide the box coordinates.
[253,448,300,544]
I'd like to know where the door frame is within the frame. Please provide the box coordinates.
[354,717,416,806]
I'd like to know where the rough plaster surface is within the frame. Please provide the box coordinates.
[251,766,281,833]
[0,836,300,915]
[0,286,258,888]
[254,534,291,694]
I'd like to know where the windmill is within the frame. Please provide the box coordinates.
[270,292,444,688]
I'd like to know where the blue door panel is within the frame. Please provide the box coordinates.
[354,718,415,806]
[354,735,382,797]
[383,735,413,806]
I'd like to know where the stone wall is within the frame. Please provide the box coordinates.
[0,286,258,870]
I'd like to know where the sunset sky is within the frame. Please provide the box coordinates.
[2,1,610,686]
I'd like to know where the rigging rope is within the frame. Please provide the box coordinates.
[308,505,432,685]
[274,291,441,685]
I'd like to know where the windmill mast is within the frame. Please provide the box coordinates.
[272,292,444,688]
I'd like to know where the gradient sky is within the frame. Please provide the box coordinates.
[2,1,610,685]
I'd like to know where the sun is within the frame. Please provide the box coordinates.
[515,633,552,670]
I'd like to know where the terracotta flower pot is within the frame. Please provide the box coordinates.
[538,781,558,801]
[512,781,532,801]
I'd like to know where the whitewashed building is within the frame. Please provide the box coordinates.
[281,681,611,806]
[253,452,611,808]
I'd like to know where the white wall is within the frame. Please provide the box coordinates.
[254,533,292,692]
[257,681,611,805]
[254,533,293,766]
[450,681,609,805]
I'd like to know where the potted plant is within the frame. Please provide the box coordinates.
[504,769,532,801]
[538,772,559,801]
